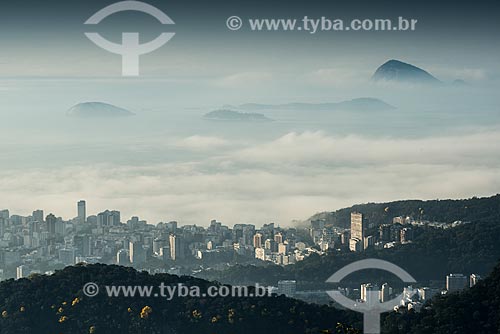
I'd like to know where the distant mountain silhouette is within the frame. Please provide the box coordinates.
[372,59,441,84]
[228,98,395,112]
[67,102,134,118]
[307,194,500,229]
[204,109,273,122]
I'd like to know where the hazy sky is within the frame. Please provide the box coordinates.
[0,0,499,78]
[0,0,499,226]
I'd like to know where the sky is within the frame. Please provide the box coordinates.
[0,0,499,78]
[0,0,499,226]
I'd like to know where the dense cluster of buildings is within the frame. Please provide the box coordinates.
[343,272,482,313]
[0,203,482,308]
[307,212,415,253]
[0,201,318,280]
[306,212,481,309]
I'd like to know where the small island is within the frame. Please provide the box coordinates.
[372,59,441,84]
[67,102,135,118]
[229,97,396,112]
[203,109,273,122]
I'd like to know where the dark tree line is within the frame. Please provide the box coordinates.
[0,264,361,334]
[382,260,500,333]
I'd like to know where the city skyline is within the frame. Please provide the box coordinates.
[2,192,499,228]
[0,0,498,332]
[1,195,486,302]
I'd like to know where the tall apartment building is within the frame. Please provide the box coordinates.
[169,234,185,261]
[77,200,86,224]
[349,212,366,252]
[446,274,468,292]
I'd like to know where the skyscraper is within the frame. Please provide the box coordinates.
[97,210,121,227]
[278,280,296,297]
[264,238,277,252]
[59,248,76,266]
[16,265,28,280]
[278,242,288,255]
[446,274,468,292]
[117,249,129,265]
[159,247,170,261]
[153,238,168,255]
[349,212,366,252]
[46,214,57,238]
[165,221,178,233]
[361,283,379,303]
[363,235,374,250]
[242,225,255,245]
[169,234,185,261]
[0,209,9,220]
[361,283,371,302]
[74,235,92,257]
[32,210,44,223]
[380,283,391,302]
[470,274,481,288]
[77,200,86,224]
[129,241,146,265]
[253,233,263,248]
[379,224,391,242]
[351,212,365,241]
[0,217,5,239]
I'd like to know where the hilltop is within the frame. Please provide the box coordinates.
[67,102,134,118]
[307,195,500,228]
[0,264,359,334]
[383,260,500,333]
[372,59,441,84]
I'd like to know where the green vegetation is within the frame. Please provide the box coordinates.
[203,195,500,286]
[382,261,500,333]
[309,194,500,228]
[0,264,360,334]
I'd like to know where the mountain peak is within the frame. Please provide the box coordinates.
[372,59,441,84]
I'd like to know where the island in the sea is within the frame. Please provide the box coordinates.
[203,109,273,122]
[372,59,441,84]
[67,102,135,118]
